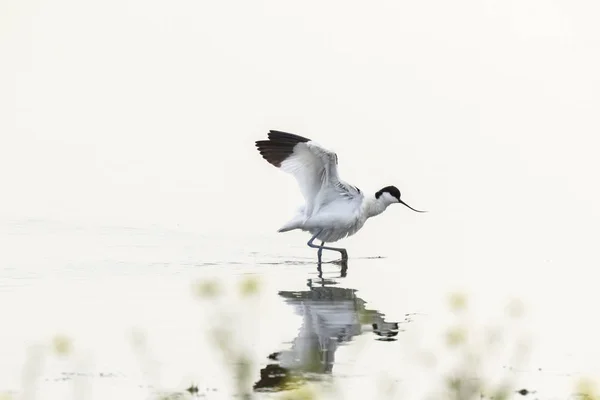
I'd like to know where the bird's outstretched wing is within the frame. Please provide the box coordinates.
[255,130,361,216]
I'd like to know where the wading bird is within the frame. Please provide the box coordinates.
[255,130,425,265]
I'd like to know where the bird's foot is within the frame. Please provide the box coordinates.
[330,249,348,264]
[329,257,348,277]
[337,251,348,277]
[339,249,348,262]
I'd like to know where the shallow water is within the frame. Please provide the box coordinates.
[1,218,599,400]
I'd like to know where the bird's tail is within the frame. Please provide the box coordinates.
[277,216,303,233]
[277,226,296,233]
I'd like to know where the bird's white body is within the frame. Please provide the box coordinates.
[256,130,423,263]
[279,190,397,243]
[257,133,401,243]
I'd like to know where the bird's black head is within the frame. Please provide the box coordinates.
[375,185,401,202]
[375,185,426,213]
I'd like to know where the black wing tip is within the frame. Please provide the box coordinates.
[255,130,311,167]
[267,130,311,143]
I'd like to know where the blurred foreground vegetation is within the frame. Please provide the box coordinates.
[2,275,598,400]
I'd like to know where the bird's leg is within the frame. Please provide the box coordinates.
[340,262,348,278]
[307,231,324,264]
[317,241,324,262]
[307,231,326,279]
[317,241,348,265]
[319,244,348,264]
[307,231,349,267]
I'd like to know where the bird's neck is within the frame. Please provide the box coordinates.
[363,195,390,219]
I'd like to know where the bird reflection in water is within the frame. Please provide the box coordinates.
[253,282,404,392]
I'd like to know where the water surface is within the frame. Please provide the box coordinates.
[2,219,599,400]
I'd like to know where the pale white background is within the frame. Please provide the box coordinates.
[3,0,600,290]
[2,0,600,399]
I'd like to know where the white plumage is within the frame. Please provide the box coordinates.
[255,130,424,263]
